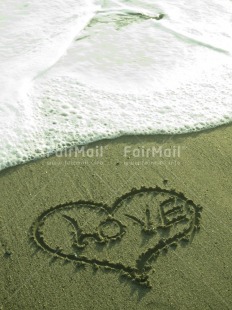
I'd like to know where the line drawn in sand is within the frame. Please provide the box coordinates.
[30,186,202,288]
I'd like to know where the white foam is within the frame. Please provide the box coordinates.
[0,0,232,170]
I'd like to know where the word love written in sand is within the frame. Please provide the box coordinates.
[31,187,202,287]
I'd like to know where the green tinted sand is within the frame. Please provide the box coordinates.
[1,125,232,310]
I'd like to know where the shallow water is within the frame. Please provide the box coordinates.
[0,0,232,170]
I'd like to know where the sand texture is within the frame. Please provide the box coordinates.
[1,125,232,310]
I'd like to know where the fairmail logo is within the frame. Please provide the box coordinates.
[56,145,104,158]
[124,145,181,158]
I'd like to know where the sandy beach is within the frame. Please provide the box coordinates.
[1,124,232,310]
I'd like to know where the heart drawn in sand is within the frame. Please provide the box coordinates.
[31,187,202,287]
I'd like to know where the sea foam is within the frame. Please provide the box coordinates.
[0,0,232,170]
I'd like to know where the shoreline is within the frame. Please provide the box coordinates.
[1,122,231,176]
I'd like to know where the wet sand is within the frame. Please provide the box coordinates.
[1,124,232,310]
